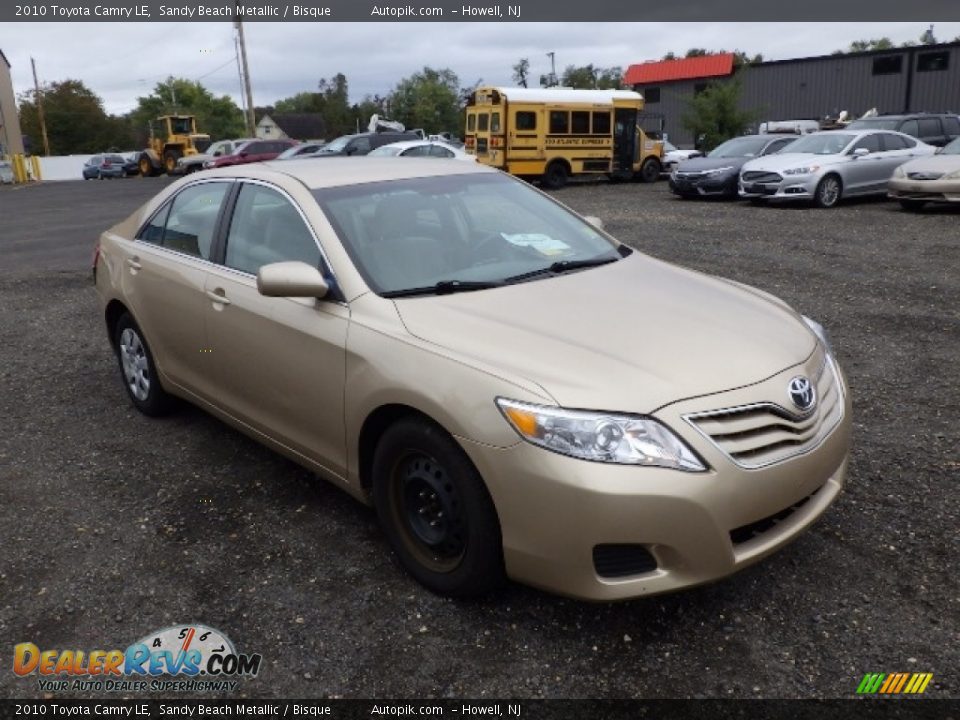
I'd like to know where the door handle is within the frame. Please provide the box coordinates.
[126,257,141,270]
[206,289,231,305]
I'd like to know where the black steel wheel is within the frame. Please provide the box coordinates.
[541,161,569,190]
[638,157,661,183]
[373,418,504,597]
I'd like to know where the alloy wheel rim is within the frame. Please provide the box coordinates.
[821,178,839,205]
[119,327,150,401]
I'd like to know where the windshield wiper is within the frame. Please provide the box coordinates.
[382,280,504,298]
[503,256,619,284]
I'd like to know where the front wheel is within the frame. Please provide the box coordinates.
[899,199,926,212]
[114,313,173,416]
[813,175,842,208]
[637,157,661,183]
[372,418,504,598]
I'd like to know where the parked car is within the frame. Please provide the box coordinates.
[660,140,703,175]
[739,129,936,208]
[845,113,960,147]
[312,131,420,157]
[888,136,960,211]
[82,154,127,180]
[0,160,13,184]
[367,140,476,161]
[203,139,298,169]
[178,138,256,174]
[122,153,140,177]
[274,142,327,160]
[669,135,797,198]
[93,158,851,601]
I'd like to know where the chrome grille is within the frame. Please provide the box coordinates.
[742,171,783,184]
[685,357,844,469]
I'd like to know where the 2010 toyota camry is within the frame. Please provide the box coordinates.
[93,158,852,601]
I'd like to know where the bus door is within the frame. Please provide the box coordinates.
[613,108,637,173]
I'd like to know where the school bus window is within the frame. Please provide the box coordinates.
[516,111,536,131]
[549,111,568,134]
[592,112,611,135]
[478,114,489,132]
[491,112,501,133]
[572,111,590,134]
[467,114,476,132]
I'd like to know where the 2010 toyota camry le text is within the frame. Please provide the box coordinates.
[93,157,852,601]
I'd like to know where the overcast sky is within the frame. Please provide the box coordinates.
[4,22,960,115]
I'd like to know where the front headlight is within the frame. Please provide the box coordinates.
[802,315,834,358]
[496,398,706,471]
[783,165,820,176]
[943,169,960,180]
[704,166,734,175]
[893,165,906,178]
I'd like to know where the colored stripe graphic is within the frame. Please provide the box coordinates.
[858,673,933,694]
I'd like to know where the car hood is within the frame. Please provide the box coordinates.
[675,156,749,172]
[898,154,960,174]
[741,152,842,172]
[393,253,815,413]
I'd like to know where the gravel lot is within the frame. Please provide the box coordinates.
[0,177,957,700]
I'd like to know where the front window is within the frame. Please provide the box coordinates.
[315,174,622,295]
[319,135,353,153]
[845,118,900,131]
[780,133,856,155]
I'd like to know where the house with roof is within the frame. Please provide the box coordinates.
[256,113,327,142]
[625,42,960,147]
[0,49,25,156]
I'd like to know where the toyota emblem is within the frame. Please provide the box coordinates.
[788,376,816,412]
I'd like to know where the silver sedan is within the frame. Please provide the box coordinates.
[739,129,936,208]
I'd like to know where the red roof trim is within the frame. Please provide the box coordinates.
[624,53,736,86]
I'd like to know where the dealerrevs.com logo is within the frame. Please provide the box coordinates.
[13,624,262,693]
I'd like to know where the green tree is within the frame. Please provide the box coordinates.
[685,48,709,57]
[273,91,322,114]
[681,79,758,151]
[847,38,894,52]
[128,77,244,145]
[388,67,461,134]
[512,58,530,88]
[17,79,133,154]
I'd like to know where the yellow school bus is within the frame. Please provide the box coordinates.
[464,86,663,188]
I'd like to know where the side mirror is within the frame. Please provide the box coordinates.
[584,216,604,230]
[852,147,870,158]
[257,261,329,298]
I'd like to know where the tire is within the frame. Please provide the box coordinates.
[372,418,505,598]
[113,313,173,417]
[541,161,569,190]
[138,153,156,177]
[163,148,183,176]
[638,157,661,183]
[813,174,842,208]
[899,199,926,212]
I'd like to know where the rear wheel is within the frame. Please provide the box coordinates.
[163,148,182,175]
[541,161,569,190]
[372,418,504,598]
[899,199,926,212]
[638,157,661,183]
[813,174,842,208]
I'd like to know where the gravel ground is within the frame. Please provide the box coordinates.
[0,177,957,700]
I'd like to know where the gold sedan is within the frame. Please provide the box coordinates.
[94,158,852,601]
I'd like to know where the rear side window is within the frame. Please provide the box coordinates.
[139,182,230,259]
[852,134,881,154]
[224,184,321,276]
[880,134,907,150]
[571,111,590,134]
[899,119,919,138]
[917,118,941,138]
[549,111,568,134]
[516,111,536,131]
[943,117,960,136]
[592,112,611,135]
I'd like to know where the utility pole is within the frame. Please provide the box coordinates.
[234,17,256,137]
[31,57,51,156]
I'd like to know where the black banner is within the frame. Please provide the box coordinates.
[0,700,958,720]
[3,0,960,22]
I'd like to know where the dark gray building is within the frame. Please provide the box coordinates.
[625,42,960,147]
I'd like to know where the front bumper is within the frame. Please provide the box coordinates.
[888,177,960,203]
[459,354,852,601]
[739,176,817,201]
[670,173,738,196]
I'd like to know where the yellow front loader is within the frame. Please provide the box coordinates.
[138,115,211,176]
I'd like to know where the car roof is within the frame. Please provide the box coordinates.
[376,140,461,151]
[202,156,495,190]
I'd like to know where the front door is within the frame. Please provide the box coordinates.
[614,108,637,173]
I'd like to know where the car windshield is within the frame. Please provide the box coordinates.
[106,155,126,163]
[314,173,622,296]
[781,133,855,155]
[941,137,960,155]
[708,136,771,158]
[368,146,405,157]
[319,136,352,152]
[845,118,900,131]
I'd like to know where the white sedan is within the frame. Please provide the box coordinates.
[661,141,703,174]
[368,140,476,162]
